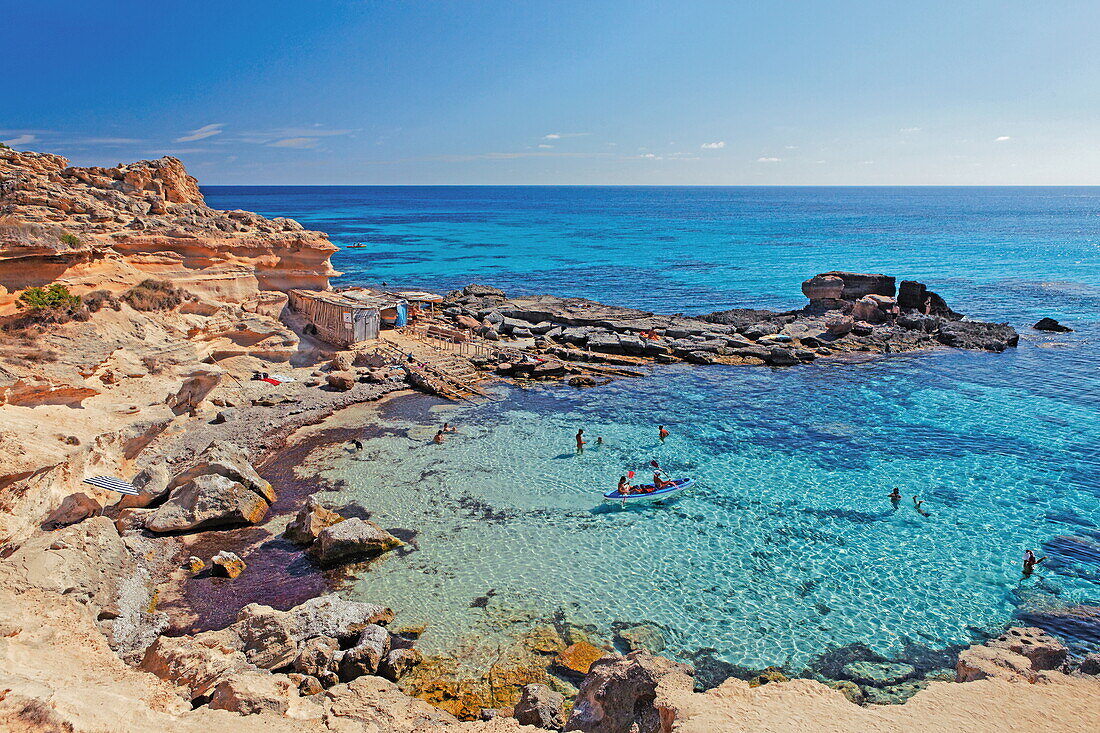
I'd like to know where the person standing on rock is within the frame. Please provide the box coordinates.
[659,425,670,441]
[576,429,587,452]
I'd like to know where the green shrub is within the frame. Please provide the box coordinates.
[122,279,188,311]
[16,283,81,311]
[58,232,81,246]
[0,142,11,151]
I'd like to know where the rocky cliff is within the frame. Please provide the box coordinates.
[0,149,338,308]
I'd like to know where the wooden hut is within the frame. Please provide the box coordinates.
[288,289,406,347]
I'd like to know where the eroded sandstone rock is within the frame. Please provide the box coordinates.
[284,495,344,545]
[146,474,269,533]
[514,683,565,729]
[211,550,247,579]
[565,651,693,733]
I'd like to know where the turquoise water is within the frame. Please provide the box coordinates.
[203,186,1100,675]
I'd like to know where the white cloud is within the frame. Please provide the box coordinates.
[701,141,726,149]
[176,124,224,142]
[1,133,36,147]
[860,160,875,165]
[543,132,590,140]
[995,135,1012,142]
[900,126,922,133]
[757,156,781,163]
[537,144,553,149]
[784,145,798,150]
[269,137,319,149]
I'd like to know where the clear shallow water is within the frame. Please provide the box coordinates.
[203,186,1100,672]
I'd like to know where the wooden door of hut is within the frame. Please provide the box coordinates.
[352,308,380,341]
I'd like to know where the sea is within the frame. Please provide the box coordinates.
[203,185,1100,681]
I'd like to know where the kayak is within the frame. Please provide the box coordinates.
[604,477,694,500]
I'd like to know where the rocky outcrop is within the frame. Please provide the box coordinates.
[0,148,338,307]
[565,651,694,733]
[956,627,1068,683]
[1033,317,1072,332]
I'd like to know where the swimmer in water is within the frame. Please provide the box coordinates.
[913,495,930,516]
[576,429,586,452]
[596,436,604,445]
[433,430,445,445]
[443,422,457,433]
[888,487,901,503]
[659,425,670,441]
[1023,549,1047,576]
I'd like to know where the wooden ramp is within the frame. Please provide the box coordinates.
[372,336,490,401]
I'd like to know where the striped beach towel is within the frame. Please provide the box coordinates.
[82,476,140,496]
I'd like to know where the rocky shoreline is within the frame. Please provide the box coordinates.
[1,148,1097,732]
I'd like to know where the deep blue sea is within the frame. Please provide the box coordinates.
[204,186,1100,681]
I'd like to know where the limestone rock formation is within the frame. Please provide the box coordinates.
[0,148,338,306]
[146,473,270,533]
[211,550,247,579]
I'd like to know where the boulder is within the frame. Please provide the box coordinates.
[802,274,845,301]
[294,674,324,696]
[816,271,896,300]
[211,550,246,579]
[324,675,460,729]
[284,495,344,545]
[898,280,961,318]
[378,647,424,682]
[233,602,298,669]
[186,556,205,573]
[987,627,1068,671]
[310,518,403,566]
[114,507,154,533]
[568,375,598,388]
[514,683,565,729]
[146,474,270,533]
[1079,654,1100,675]
[116,457,172,509]
[554,641,613,677]
[327,371,355,391]
[455,314,481,330]
[139,634,256,699]
[293,635,340,678]
[330,351,355,371]
[287,595,395,641]
[1033,317,1072,333]
[463,284,506,298]
[212,408,237,424]
[565,651,694,733]
[209,671,297,715]
[531,361,566,379]
[851,295,892,324]
[825,315,854,337]
[44,492,101,527]
[169,441,274,503]
[338,624,391,681]
[748,667,789,687]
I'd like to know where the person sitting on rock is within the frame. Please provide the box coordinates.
[1023,549,1047,575]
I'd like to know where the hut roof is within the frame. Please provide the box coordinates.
[290,288,403,310]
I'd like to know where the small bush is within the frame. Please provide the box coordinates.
[122,279,188,311]
[16,283,81,311]
[83,289,121,313]
[58,232,81,246]
[0,142,10,151]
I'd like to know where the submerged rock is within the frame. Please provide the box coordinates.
[841,660,915,686]
[614,624,667,654]
[555,641,614,677]
[310,517,403,566]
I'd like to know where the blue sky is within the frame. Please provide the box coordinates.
[2,1,1098,184]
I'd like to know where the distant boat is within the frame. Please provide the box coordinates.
[346,242,369,249]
